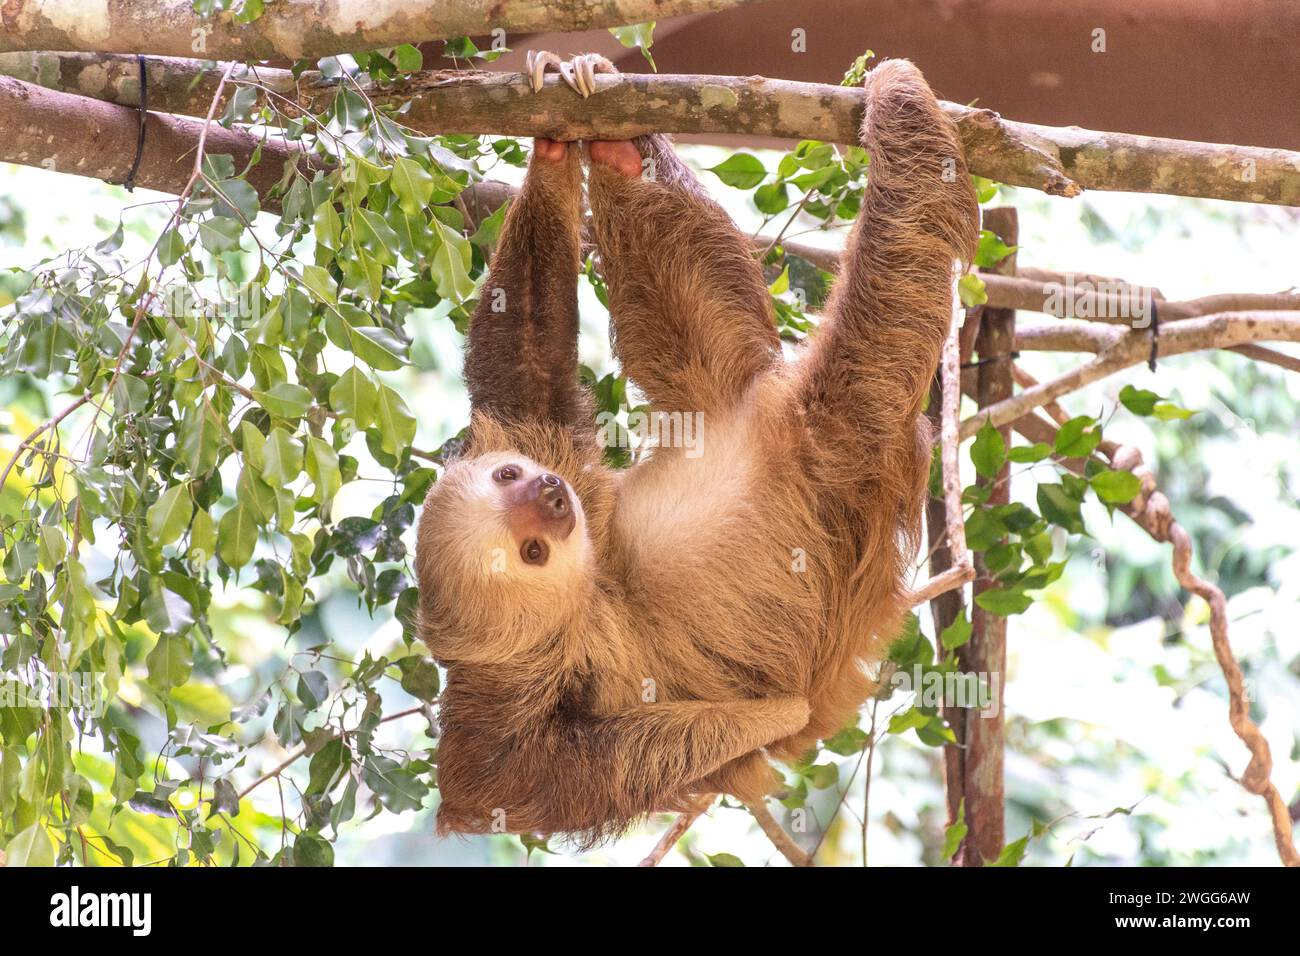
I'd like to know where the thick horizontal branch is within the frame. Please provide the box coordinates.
[5,53,1300,205]
[0,75,513,216]
[0,0,757,61]
[4,76,1297,413]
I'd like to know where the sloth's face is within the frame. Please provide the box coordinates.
[415,451,592,661]
[431,451,585,572]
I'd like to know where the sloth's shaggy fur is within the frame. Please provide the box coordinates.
[415,58,979,845]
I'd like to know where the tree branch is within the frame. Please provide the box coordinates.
[907,316,974,608]
[5,53,1300,205]
[636,793,714,867]
[747,800,813,867]
[962,311,1300,439]
[0,0,759,61]
[1009,399,1299,868]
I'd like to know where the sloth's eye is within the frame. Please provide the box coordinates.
[494,465,520,483]
[520,539,548,566]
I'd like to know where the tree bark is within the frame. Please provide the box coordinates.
[0,0,760,61]
[959,207,1016,866]
[4,53,1300,205]
[0,75,515,218]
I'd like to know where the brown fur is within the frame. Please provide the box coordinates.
[414,59,979,846]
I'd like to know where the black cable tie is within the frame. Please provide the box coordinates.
[123,54,148,193]
[961,350,1021,370]
[1147,298,1160,373]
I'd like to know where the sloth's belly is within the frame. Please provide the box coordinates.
[611,410,762,576]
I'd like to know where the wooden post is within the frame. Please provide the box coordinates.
[956,206,1016,865]
[925,376,967,831]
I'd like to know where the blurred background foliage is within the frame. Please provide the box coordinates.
[0,38,1297,867]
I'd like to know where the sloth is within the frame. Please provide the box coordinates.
[415,52,979,843]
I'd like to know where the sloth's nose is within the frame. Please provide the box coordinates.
[536,474,569,515]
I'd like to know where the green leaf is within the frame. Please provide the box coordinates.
[261,428,304,486]
[957,273,987,307]
[348,325,409,371]
[1118,384,1192,420]
[973,229,1017,268]
[293,833,335,867]
[1118,384,1160,415]
[217,503,258,568]
[942,800,968,861]
[146,633,193,690]
[608,21,657,69]
[1007,442,1051,463]
[1090,468,1141,504]
[37,525,66,569]
[940,613,972,651]
[297,670,329,710]
[398,656,441,702]
[198,216,243,253]
[987,834,1030,867]
[754,181,788,214]
[307,737,350,796]
[1054,415,1100,458]
[253,382,312,418]
[305,436,341,510]
[707,852,745,867]
[143,583,195,636]
[329,366,378,428]
[964,508,1006,551]
[429,218,476,302]
[213,177,260,221]
[391,157,435,215]
[707,153,767,189]
[113,372,150,413]
[823,724,869,756]
[1036,482,1085,534]
[1152,402,1195,421]
[158,227,186,266]
[299,264,337,305]
[887,706,929,735]
[974,587,1033,617]
[5,823,54,867]
[362,756,428,812]
[313,201,342,251]
[374,385,416,457]
[970,419,1006,478]
[147,484,193,547]
[393,44,423,72]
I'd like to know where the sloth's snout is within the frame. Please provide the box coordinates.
[505,473,576,542]
[537,474,570,516]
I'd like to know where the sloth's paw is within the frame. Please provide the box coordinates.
[588,140,643,178]
[532,137,570,162]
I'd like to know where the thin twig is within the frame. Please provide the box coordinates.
[747,800,813,867]
[636,793,715,867]
[908,313,975,606]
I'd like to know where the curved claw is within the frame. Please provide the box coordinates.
[524,50,563,93]
[569,53,617,98]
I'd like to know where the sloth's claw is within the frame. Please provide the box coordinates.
[524,50,563,93]
[570,52,617,98]
[526,51,618,98]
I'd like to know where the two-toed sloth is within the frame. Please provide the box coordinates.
[415,53,978,844]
